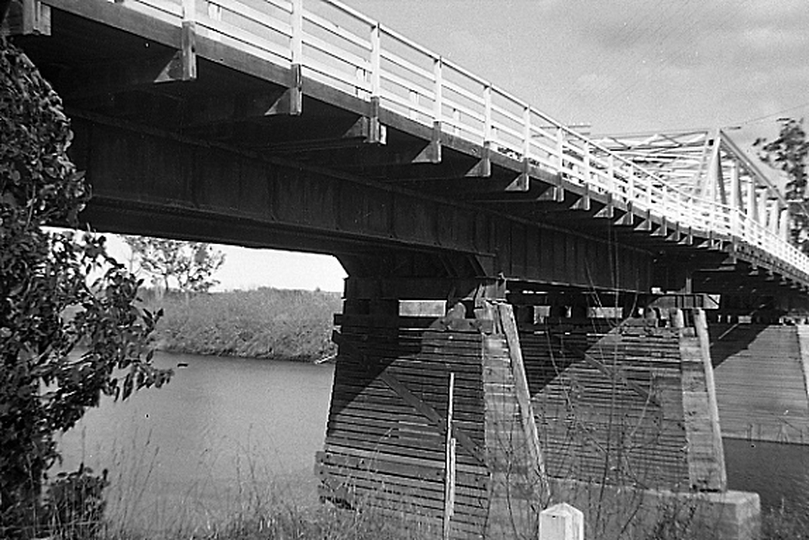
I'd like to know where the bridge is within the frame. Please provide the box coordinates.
[7,0,809,538]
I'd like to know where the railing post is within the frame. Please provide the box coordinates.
[181,0,197,80]
[730,205,739,240]
[583,142,591,187]
[627,169,635,205]
[555,127,564,173]
[607,154,615,194]
[414,55,442,162]
[370,22,381,97]
[484,84,492,144]
[512,104,530,191]
[522,105,531,161]
[367,22,384,143]
[287,0,303,114]
[433,56,443,127]
[291,0,303,63]
[467,82,491,176]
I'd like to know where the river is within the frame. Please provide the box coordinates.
[58,351,808,534]
[57,352,334,534]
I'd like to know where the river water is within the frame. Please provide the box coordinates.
[57,352,334,534]
[58,352,808,533]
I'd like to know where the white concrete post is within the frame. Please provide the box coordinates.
[539,503,583,540]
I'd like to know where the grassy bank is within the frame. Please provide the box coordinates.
[105,502,434,540]
[34,486,809,540]
[762,503,809,540]
[144,288,342,361]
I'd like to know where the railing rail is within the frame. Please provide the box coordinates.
[104,0,809,277]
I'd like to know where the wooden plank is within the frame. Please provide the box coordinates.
[496,303,548,501]
[323,434,481,467]
[316,465,488,503]
[333,331,486,464]
[316,451,486,490]
[323,443,488,477]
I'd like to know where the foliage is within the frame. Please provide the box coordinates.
[754,118,809,253]
[40,465,109,540]
[0,35,171,537]
[123,236,225,294]
[148,287,341,361]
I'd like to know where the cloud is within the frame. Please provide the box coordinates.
[552,1,809,71]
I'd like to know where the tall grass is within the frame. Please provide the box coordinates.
[761,503,809,540]
[145,288,342,361]
[51,426,429,540]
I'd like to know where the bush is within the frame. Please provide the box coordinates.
[1,35,170,538]
[150,288,342,361]
[40,466,109,540]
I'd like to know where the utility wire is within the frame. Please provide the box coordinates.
[725,100,809,128]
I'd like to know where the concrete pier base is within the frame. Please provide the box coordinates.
[551,479,760,540]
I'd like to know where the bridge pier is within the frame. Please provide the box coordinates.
[317,276,502,538]
[710,312,809,444]
[317,283,760,539]
[513,296,757,539]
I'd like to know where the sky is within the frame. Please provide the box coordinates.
[116,0,809,292]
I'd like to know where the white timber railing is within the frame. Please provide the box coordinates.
[107,0,809,277]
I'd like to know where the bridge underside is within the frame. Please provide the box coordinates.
[12,1,809,300]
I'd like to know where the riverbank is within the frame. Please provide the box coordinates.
[145,287,342,362]
[41,490,809,540]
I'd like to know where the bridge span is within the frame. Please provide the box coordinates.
[7,0,809,537]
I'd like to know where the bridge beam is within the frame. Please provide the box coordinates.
[64,114,656,292]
